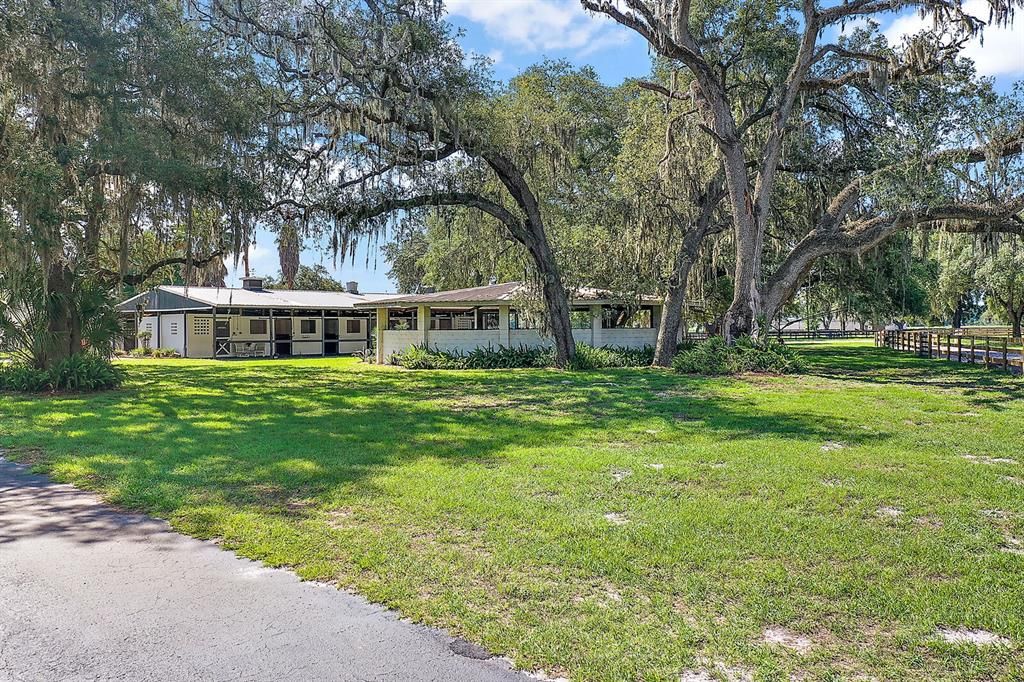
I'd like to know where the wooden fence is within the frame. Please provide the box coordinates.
[875,330,1024,375]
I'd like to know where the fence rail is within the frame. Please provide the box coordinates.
[876,330,1024,375]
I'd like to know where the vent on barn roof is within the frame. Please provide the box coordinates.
[241,277,264,290]
[345,281,359,294]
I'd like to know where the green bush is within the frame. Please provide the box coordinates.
[0,353,125,393]
[462,345,551,369]
[672,336,804,375]
[151,347,180,358]
[391,343,655,370]
[568,344,654,370]
[390,345,466,369]
[0,364,51,392]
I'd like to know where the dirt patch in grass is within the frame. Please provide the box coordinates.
[610,468,632,482]
[680,658,754,682]
[603,512,629,526]
[962,454,1018,465]
[913,516,944,530]
[762,626,816,654]
[1000,537,1024,555]
[875,506,904,520]
[937,627,1011,646]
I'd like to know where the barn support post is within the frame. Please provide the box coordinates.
[375,307,388,364]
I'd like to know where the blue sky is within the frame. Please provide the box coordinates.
[228,0,1023,292]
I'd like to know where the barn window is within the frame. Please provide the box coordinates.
[193,318,212,336]
[249,319,268,335]
[346,319,361,334]
[300,319,317,334]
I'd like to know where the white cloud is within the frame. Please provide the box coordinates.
[445,0,628,54]
[883,0,1024,78]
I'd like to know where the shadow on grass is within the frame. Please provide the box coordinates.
[1,359,890,544]
[799,344,1023,410]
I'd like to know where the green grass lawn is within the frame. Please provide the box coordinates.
[1,340,1022,680]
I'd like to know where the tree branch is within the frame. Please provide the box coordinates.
[101,251,226,287]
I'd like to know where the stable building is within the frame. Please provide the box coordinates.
[116,277,387,358]
[118,279,688,361]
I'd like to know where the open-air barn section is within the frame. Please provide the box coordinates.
[117,280,683,360]
[357,282,671,364]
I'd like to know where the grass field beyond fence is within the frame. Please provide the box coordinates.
[1,340,1022,680]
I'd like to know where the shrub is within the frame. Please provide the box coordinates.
[672,336,804,375]
[0,353,125,392]
[48,353,126,390]
[569,344,654,370]
[151,347,180,358]
[391,343,655,370]
[462,345,551,369]
[390,345,465,369]
[0,364,51,392]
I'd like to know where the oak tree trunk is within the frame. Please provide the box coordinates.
[653,231,707,366]
[653,281,688,367]
[40,260,81,369]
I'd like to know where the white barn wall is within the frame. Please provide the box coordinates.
[508,329,596,348]
[292,341,322,356]
[426,330,502,355]
[139,316,158,346]
[338,340,368,354]
[602,328,658,347]
[158,314,186,356]
[382,330,421,360]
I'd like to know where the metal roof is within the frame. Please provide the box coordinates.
[118,282,682,314]
[354,282,663,308]
[117,285,392,312]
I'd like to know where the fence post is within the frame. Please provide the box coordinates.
[970,337,976,364]
[1003,339,1009,372]
[985,338,991,369]
[957,336,962,364]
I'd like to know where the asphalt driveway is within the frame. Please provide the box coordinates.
[0,456,531,682]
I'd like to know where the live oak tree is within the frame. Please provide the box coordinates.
[584,0,1024,342]
[202,1,586,366]
[0,0,265,367]
[978,240,1024,337]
